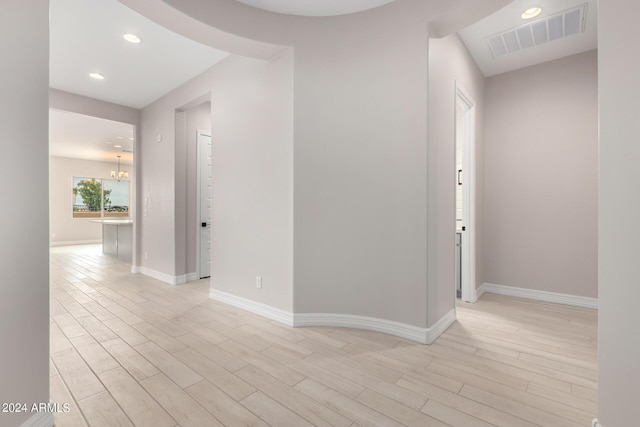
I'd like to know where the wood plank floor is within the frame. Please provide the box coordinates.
[50,245,597,426]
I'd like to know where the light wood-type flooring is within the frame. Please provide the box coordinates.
[50,244,598,426]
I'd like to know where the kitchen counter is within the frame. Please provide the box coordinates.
[91,219,132,261]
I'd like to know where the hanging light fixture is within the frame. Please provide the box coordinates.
[111,155,128,181]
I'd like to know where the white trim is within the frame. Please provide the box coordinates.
[476,283,486,300]
[592,419,602,427]
[187,272,199,282]
[49,239,101,247]
[20,412,54,427]
[427,309,457,343]
[132,266,184,286]
[208,290,456,344]
[455,82,477,304]
[196,129,212,280]
[294,313,428,343]
[479,283,598,309]
[209,289,294,326]
[294,309,456,344]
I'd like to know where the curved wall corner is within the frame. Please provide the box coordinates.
[127,0,516,337]
[211,288,456,344]
[120,0,287,59]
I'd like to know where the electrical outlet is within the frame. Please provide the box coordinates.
[255,276,262,289]
[144,251,149,260]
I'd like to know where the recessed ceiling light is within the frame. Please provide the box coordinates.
[123,33,141,44]
[105,141,112,144]
[114,145,122,148]
[521,6,542,19]
[116,136,123,139]
[130,137,134,141]
[89,72,104,80]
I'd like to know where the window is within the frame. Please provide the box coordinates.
[103,180,130,218]
[72,177,129,219]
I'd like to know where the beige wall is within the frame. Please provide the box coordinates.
[598,1,640,424]
[290,6,433,327]
[140,51,294,310]
[50,156,133,245]
[50,88,140,126]
[484,50,598,298]
[428,33,486,317]
[0,1,50,426]
[132,0,510,330]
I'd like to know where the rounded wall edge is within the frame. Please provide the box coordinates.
[119,0,287,59]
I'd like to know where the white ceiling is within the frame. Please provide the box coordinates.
[233,0,397,17]
[50,109,135,165]
[458,0,597,77]
[49,0,229,109]
[49,0,229,164]
[50,0,598,164]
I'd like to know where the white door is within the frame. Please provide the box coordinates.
[197,130,212,279]
[455,83,477,303]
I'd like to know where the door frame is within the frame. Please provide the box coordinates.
[196,129,212,279]
[455,82,477,303]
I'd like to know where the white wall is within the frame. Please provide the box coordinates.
[0,1,50,426]
[140,51,294,310]
[428,33,486,320]
[484,51,598,298]
[50,156,132,245]
[598,2,640,425]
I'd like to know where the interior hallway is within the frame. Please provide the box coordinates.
[49,245,597,426]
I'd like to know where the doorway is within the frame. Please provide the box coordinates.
[49,108,136,259]
[196,129,212,279]
[455,82,477,303]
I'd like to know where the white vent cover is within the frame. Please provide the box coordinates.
[487,4,587,57]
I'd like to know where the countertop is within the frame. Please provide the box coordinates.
[90,219,133,225]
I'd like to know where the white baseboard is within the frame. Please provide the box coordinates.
[479,283,598,309]
[427,309,457,343]
[293,313,428,343]
[592,419,602,427]
[209,289,456,344]
[132,266,183,286]
[476,284,486,300]
[49,239,101,247]
[187,272,199,282]
[20,412,54,427]
[294,309,455,344]
[209,289,294,326]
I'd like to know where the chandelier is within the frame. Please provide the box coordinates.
[111,155,128,181]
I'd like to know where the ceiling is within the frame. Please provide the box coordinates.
[49,0,229,164]
[50,0,229,110]
[50,109,135,165]
[458,0,597,77]
[233,0,397,16]
[50,0,598,164]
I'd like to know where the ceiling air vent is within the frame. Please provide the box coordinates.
[487,3,587,58]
